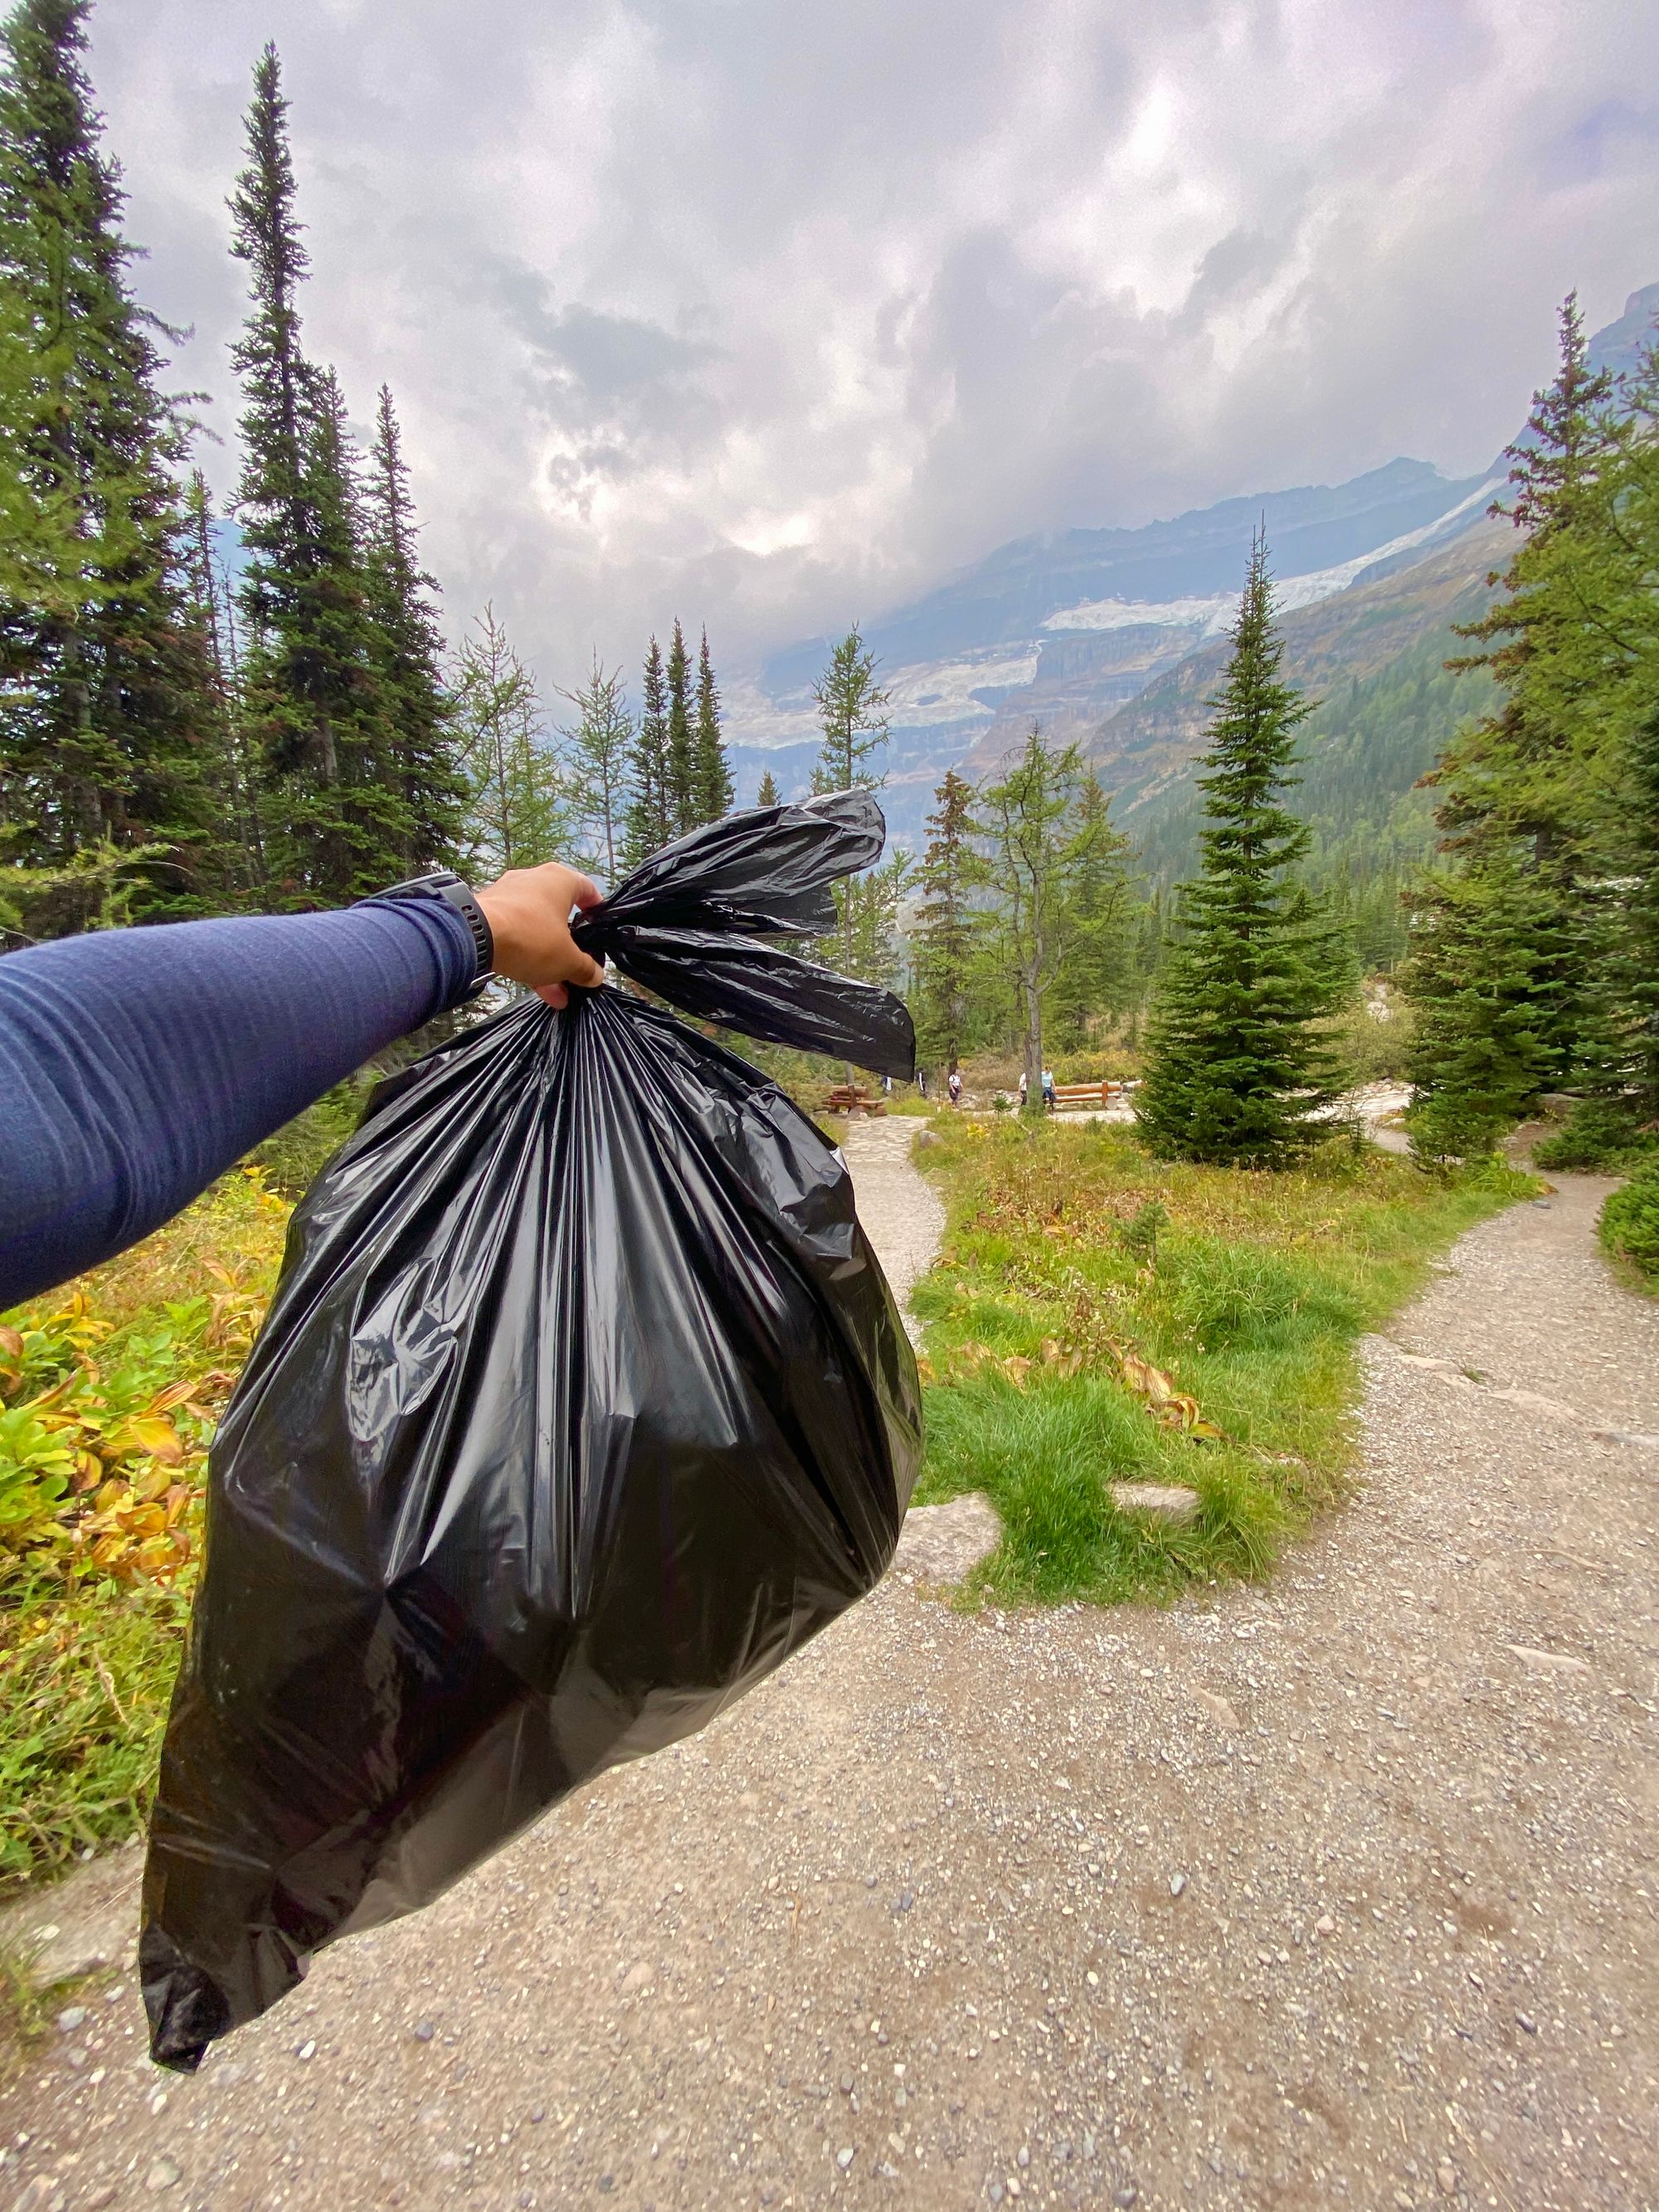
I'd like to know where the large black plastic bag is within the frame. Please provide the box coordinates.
[141,790,922,2071]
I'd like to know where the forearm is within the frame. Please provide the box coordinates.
[0,900,478,1311]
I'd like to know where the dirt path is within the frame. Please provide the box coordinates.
[3,1140,1657,2212]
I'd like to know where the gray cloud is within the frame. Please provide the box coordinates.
[87,0,1659,697]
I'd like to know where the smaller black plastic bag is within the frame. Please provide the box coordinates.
[141,791,922,2070]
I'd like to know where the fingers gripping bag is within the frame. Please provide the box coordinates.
[140,790,922,2071]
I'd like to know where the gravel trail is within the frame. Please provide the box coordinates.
[2,1136,1656,2212]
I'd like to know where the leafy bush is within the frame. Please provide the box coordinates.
[1534,1099,1659,1174]
[1323,985,1416,1086]
[1600,1160,1659,1289]
[0,1170,289,1889]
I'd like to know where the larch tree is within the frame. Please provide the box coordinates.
[664,618,695,835]
[754,767,781,809]
[558,654,633,884]
[975,725,1106,1107]
[452,605,572,878]
[1136,535,1349,1166]
[810,623,893,989]
[1049,775,1136,1047]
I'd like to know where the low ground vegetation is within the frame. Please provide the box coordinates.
[0,1174,289,1891]
[910,1115,1529,1606]
[1599,1158,1659,1290]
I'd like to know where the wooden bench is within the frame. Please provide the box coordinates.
[1051,1080,1131,1111]
[825,1084,887,1116]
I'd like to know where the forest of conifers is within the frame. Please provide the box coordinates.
[2,1,1657,1173]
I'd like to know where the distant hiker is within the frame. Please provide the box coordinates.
[1041,1067,1057,1111]
[1018,1069,1029,1110]
[948,1067,962,1107]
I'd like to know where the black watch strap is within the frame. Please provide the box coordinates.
[369,871,494,987]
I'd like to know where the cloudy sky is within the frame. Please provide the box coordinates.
[94,0,1659,691]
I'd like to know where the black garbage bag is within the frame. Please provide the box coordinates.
[140,790,922,2072]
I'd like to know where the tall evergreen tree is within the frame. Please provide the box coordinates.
[691,626,732,824]
[624,634,673,864]
[754,767,781,809]
[558,654,633,883]
[364,383,465,872]
[0,0,215,917]
[1406,295,1630,1150]
[1137,536,1349,1165]
[912,767,985,1070]
[229,49,402,902]
[664,617,695,835]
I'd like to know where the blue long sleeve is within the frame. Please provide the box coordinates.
[0,899,479,1312]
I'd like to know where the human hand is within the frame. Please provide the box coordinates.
[474,862,606,1009]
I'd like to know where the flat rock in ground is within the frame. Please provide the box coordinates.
[1109,1481,1200,1526]
[0,1845,141,1986]
[893,1494,1001,1582]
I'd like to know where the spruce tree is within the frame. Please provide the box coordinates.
[623,634,673,864]
[1407,295,1629,1145]
[691,626,733,824]
[1136,536,1348,1166]
[754,767,781,809]
[0,0,215,916]
[364,383,465,871]
[912,767,984,1071]
[228,47,401,902]
[664,617,695,835]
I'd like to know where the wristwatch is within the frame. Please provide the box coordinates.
[370,870,494,990]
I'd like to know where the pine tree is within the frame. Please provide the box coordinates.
[664,617,694,836]
[1628,697,1659,1116]
[1136,536,1349,1166]
[364,383,465,872]
[557,654,633,883]
[691,626,732,824]
[754,768,781,809]
[0,0,215,918]
[623,634,673,864]
[912,768,985,1071]
[229,48,402,902]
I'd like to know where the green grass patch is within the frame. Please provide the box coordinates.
[1600,1159,1659,1292]
[910,1116,1530,1607]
